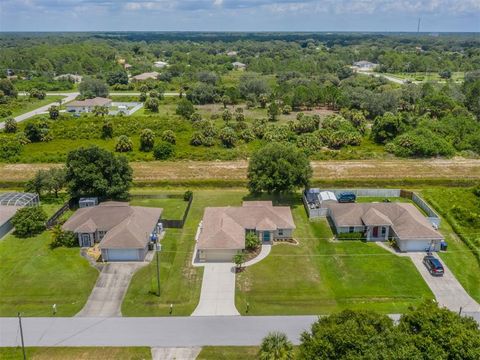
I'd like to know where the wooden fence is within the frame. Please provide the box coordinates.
[45,201,70,229]
[159,194,193,229]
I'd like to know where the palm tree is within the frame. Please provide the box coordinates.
[258,332,294,360]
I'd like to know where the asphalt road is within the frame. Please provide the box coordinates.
[1,313,478,347]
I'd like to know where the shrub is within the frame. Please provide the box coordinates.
[101,120,113,139]
[190,131,204,146]
[115,135,133,152]
[11,206,47,237]
[24,120,50,142]
[4,117,17,133]
[219,126,237,148]
[246,232,261,250]
[0,136,23,160]
[153,141,175,160]
[386,128,455,158]
[161,130,176,144]
[190,112,202,122]
[50,226,77,249]
[222,109,232,123]
[139,128,155,151]
[183,190,193,201]
[240,128,255,143]
[176,98,195,119]
[144,97,159,112]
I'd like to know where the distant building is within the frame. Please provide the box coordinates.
[153,61,168,69]
[232,61,246,70]
[124,63,132,70]
[352,61,378,71]
[131,71,160,81]
[226,51,238,57]
[54,74,83,83]
[66,97,112,114]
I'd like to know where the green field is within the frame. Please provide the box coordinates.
[0,95,63,120]
[129,195,189,219]
[197,346,260,360]
[0,230,98,316]
[0,347,151,360]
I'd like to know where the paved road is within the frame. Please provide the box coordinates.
[356,70,406,84]
[19,92,180,97]
[191,263,240,316]
[1,313,478,348]
[76,263,147,317]
[408,253,480,312]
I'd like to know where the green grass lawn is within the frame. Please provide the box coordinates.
[421,188,480,303]
[129,196,188,219]
[0,347,151,360]
[1,96,63,120]
[236,193,434,315]
[197,346,260,360]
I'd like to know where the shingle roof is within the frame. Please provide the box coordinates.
[63,202,162,249]
[198,201,295,250]
[131,72,159,80]
[327,203,443,241]
[67,97,111,108]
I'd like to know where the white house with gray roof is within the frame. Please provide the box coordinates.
[196,201,295,262]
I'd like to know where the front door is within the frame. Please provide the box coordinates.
[372,227,379,238]
[80,234,91,247]
[262,231,271,243]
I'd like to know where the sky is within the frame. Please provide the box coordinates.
[0,0,479,32]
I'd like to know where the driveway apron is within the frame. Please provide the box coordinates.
[191,263,240,316]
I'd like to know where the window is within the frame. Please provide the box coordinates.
[349,227,354,233]
[278,229,284,236]
[381,227,387,236]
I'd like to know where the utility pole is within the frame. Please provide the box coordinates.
[18,312,26,360]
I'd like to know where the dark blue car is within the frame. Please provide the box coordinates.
[337,192,356,203]
[423,255,444,276]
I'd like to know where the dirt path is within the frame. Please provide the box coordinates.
[1,159,479,184]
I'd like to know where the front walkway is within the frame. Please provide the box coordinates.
[191,263,240,316]
[244,244,271,267]
[376,242,480,312]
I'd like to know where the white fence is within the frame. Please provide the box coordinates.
[412,193,441,228]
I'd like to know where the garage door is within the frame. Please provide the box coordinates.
[398,240,438,252]
[104,249,139,261]
[205,250,237,262]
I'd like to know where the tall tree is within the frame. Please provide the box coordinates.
[258,332,295,360]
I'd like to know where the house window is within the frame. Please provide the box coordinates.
[349,227,354,233]
[278,229,284,236]
[381,227,387,236]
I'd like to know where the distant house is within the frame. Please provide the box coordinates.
[153,61,168,69]
[352,61,378,71]
[131,72,160,81]
[62,201,162,261]
[196,201,295,262]
[124,63,132,70]
[232,62,246,70]
[327,202,444,252]
[54,74,83,83]
[66,97,112,114]
[226,51,238,57]
[0,192,39,239]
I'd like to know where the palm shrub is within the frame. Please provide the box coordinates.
[222,109,232,123]
[48,105,60,120]
[233,252,246,270]
[92,105,108,117]
[50,226,77,249]
[139,128,155,151]
[245,232,261,251]
[190,131,204,146]
[144,97,159,112]
[4,117,17,133]
[115,135,133,152]
[101,120,113,139]
[258,332,294,360]
[240,128,255,143]
[190,112,202,122]
[161,130,176,144]
[153,141,175,160]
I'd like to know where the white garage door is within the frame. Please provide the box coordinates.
[104,249,139,261]
[205,250,237,262]
[398,240,438,252]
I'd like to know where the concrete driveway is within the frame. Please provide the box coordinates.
[76,262,145,317]
[191,263,240,316]
[408,253,480,312]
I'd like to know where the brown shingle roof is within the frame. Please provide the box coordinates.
[67,97,111,108]
[198,201,295,250]
[63,202,162,249]
[131,72,159,81]
[327,203,443,240]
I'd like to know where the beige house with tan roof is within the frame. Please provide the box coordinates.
[63,202,162,261]
[327,202,444,252]
[66,97,112,114]
[197,201,295,262]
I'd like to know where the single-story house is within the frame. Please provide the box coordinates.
[226,51,238,57]
[352,61,378,71]
[327,202,444,252]
[62,201,162,262]
[66,97,112,113]
[54,74,83,83]
[131,72,160,81]
[232,62,246,70]
[153,61,168,69]
[0,192,40,239]
[197,201,295,262]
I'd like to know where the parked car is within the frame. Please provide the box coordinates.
[423,255,444,276]
[337,192,356,203]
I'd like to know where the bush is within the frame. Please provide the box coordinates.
[144,97,159,112]
[153,141,175,160]
[240,128,255,143]
[11,206,47,238]
[4,117,17,133]
[24,120,51,142]
[190,112,202,122]
[176,98,195,119]
[190,131,204,146]
[161,130,176,144]
[50,226,77,249]
[139,128,155,151]
[115,135,133,152]
[48,105,60,120]
[386,128,455,158]
[246,232,261,250]
[183,190,193,201]
[101,120,113,139]
[337,232,366,240]
[0,136,23,160]
[219,127,237,148]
